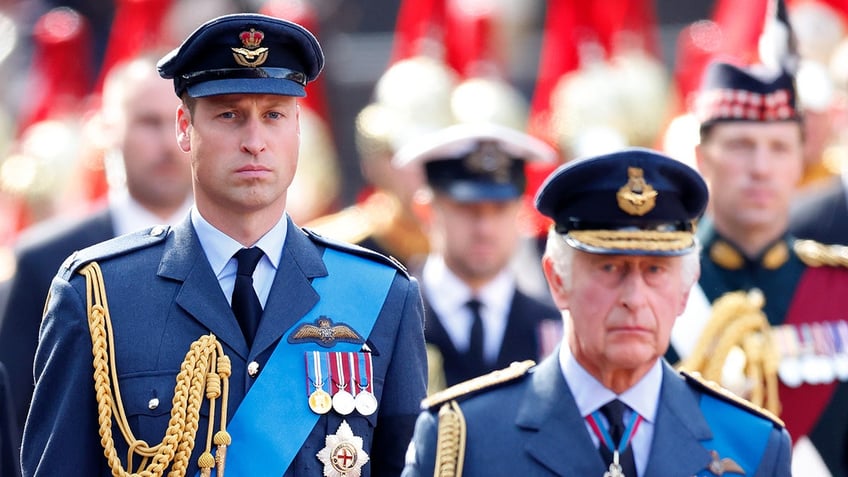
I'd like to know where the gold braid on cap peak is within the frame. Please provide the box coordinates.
[81,262,232,477]
[677,289,781,417]
[567,230,694,252]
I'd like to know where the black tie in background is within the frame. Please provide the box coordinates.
[466,299,486,370]
[232,247,264,347]
[599,399,638,477]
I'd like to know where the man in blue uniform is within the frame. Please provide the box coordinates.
[21,13,427,477]
[393,123,562,392]
[402,148,792,476]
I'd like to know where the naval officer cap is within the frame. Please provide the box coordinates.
[393,123,558,202]
[535,148,708,256]
[157,13,324,98]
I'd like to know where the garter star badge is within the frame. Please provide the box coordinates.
[317,420,369,477]
[616,167,657,216]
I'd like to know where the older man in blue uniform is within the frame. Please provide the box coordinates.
[402,148,792,476]
[21,13,427,477]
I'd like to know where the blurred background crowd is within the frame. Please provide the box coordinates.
[1,0,847,267]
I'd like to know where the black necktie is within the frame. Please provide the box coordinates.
[598,400,638,477]
[466,299,486,369]
[232,247,264,347]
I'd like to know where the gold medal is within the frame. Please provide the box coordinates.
[309,389,332,414]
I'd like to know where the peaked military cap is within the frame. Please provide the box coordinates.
[157,13,324,98]
[694,61,800,126]
[535,147,708,256]
[393,123,558,202]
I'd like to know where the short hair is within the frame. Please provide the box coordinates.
[544,228,701,291]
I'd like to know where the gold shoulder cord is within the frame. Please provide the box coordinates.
[81,262,233,477]
[678,289,781,416]
[433,401,466,477]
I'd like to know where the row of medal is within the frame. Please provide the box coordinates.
[305,350,378,416]
[774,320,848,387]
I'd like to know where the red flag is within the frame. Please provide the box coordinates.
[17,7,92,133]
[94,0,174,93]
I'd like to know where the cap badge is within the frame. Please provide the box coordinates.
[288,316,364,347]
[316,420,370,477]
[231,28,269,67]
[466,142,511,183]
[616,167,657,216]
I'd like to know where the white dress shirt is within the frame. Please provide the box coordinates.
[560,345,662,476]
[191,208,287,307]
[421,255,514,364]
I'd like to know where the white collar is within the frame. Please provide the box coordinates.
[560,345,662,423]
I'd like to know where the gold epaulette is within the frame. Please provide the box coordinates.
[421,360,535,410]
[681,370,785,429]
[305,205,375,246]
[794,240,848,268]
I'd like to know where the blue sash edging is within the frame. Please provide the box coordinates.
[204,248,396,476]
[696,394,772,476]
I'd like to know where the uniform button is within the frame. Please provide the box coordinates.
[148,397,160,410]
[248,361,260,378]
[150,225,166,236]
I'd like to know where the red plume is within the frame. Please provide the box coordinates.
[18,7,92,133]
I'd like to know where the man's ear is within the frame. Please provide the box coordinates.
[176,105,191,153]
[542,256,569,310]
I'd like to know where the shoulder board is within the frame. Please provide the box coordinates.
[59,225,170,279]
[304,205,376,246]
[681,370,784,428]
[794,239,848,268]
[302,227,408,276]
[421,360,535,410]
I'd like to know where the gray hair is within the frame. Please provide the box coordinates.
[543,228,701,291]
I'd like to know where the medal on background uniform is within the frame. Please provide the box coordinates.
[306,351,332,414]
[331,351,356,415]
[832,321,848,381]
[776,325,803,388]
[353,352,378,416]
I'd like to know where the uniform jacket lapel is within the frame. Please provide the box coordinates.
[158,217,249,359]
[251,219,324,356]
[516,355,604,477]
[643,362,713,475]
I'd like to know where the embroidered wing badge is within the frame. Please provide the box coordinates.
[288,316,364,347]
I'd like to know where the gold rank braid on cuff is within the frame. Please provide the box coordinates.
[81,262,233,477]
[434,401,466,477]
[677,290,782,417]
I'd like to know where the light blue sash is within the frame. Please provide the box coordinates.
[696,394,773,476]
[203,248,396,476]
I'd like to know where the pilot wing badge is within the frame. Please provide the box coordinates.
[289,316,364,347]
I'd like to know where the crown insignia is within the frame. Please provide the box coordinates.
[616,167,657,216]
[231,28,269,67]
